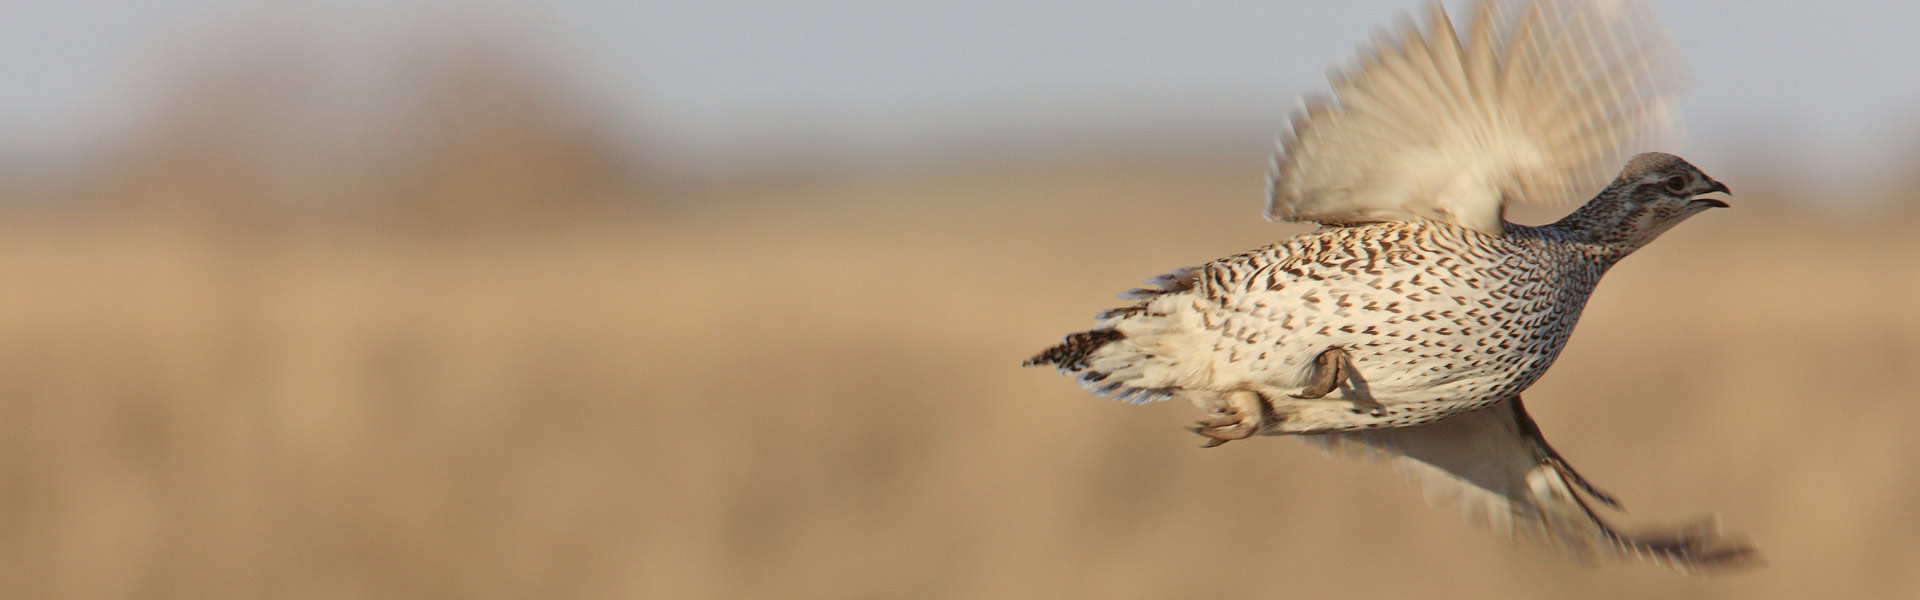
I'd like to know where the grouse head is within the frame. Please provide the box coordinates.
[1558,152,1730,254]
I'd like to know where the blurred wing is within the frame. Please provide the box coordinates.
[1304,398,1759,574]
[1267,0,1684,234]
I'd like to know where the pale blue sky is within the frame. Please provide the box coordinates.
[6,0,1919,179]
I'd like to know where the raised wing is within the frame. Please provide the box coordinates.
[1304,397,1759,574]
[1267,0,1684,234]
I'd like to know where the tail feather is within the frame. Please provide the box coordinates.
[1028,266,1198,404]
[1023,329,1124,370]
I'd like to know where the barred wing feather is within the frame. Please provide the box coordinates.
[1267,0,1684,234]
[1304,398,1759,573]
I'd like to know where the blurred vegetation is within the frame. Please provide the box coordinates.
[1,38,1918,600]
[9,40,646,233]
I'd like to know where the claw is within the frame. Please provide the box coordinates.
[1292,346,1386,416]
[1292,347,1350,399]
[1196,435,1233,449]
[1190,398,1261,447]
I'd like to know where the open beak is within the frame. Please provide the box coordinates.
[1692,180,1731,208]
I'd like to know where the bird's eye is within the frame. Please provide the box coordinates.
[1664,175,1688,193]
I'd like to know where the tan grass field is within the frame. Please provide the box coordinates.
[0,160,1916,598]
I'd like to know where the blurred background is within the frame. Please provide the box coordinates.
[2,0,1917,598]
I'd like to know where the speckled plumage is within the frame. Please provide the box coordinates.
[1025,155,1747,572]
[1028,152,1727,435]
[1078,217,1600,431]
[1024,0,1757,574]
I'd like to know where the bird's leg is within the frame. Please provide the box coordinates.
[1190,390,1265,448]
[1292,346,1385,416]
[1292,346,1349,399]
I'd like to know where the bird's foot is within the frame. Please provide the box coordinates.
[1292,346,1384,416]
[1345,397,1388,417]
[1191,410,1257,448]
[1292,346,1350,399]
[1190,391,1265,448]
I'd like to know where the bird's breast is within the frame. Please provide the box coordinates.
[1202,235,1596,406]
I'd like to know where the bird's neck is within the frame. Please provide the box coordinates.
[1542,190,1640,262]
[1522,217,1629,268]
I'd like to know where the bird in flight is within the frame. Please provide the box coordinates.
[1025,0,1756,572]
